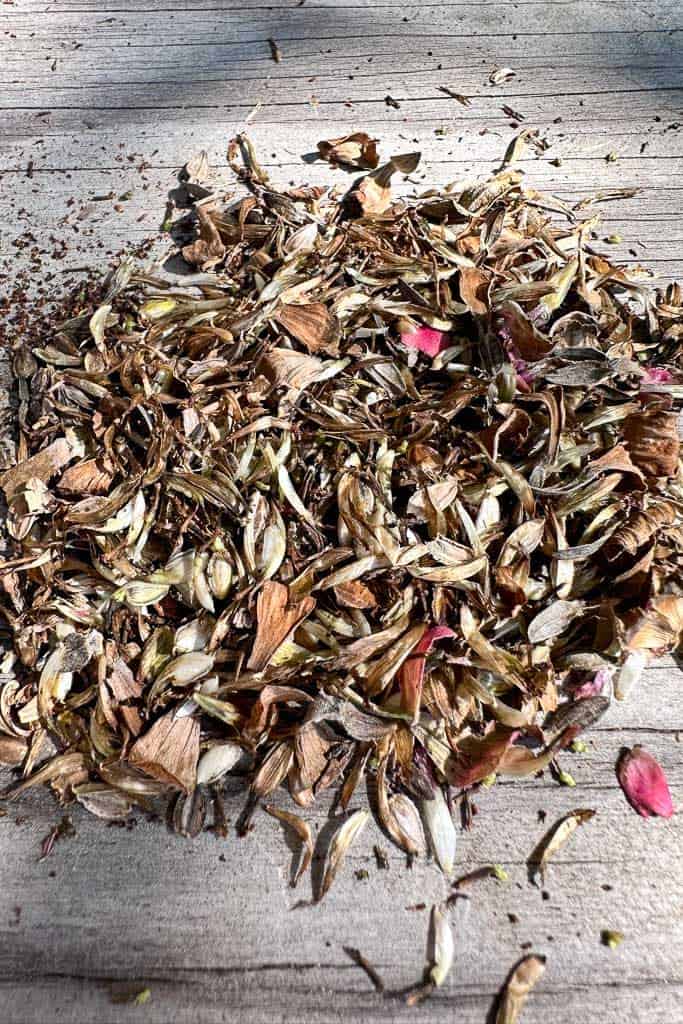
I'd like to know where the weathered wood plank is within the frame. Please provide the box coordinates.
[3,2,682,41]
[4,157,683,278]
[2,121,683,167]
[3,59,683,101]
[9,0,683,10]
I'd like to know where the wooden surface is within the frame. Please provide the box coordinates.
[1,2,682,1022]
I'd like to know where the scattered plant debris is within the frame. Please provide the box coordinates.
[0,132,681,1004]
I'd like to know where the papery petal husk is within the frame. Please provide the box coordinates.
[421,786,457,875]
[318,809,369,900]
[275,303,340,354]
[527,808,595,883]
[182,203,226,270]
[622,406,680,478]
[494,954,546,1024]
[247,581,316,672]
[75,782,135,821]
[317,132,380,170]
[264,804,314,886]
[333,580,377,609]
[129,712,200,793]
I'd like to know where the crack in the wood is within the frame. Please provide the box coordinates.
[3,82,683,113]
[0,967,680,994]
[3,27,682,54]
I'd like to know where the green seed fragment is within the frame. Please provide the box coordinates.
[601,929,624,949]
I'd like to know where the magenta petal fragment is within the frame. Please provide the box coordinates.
[574,667,611,700]
[645,367,672,383]
[399,625,455,719]
[417,625,456,653]
[617,746,674,819]
[401,326,450,357]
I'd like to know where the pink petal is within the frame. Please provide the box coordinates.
[617,746,674,819]
[508,351,535,383]
[645,367,672,383]
[417,625,456,653]
[401,326,450,357]
[573,667,611,700]
[399,625,455,720]
[503,348,535,392]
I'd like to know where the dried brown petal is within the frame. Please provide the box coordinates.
[107,658,143,736]
[447,727,517,789]
[528,808,595,883]
[74,783,134,821]
[318,809,369,901]
[57,457,113,496]
[459,267,490,315]
[333,580,377,609]
[171,786,207,837]
[181,204,226,270]
[349,152,420,216]
[376,759,425,856]
[0,436,81,499]
[622,407,680,478]
[251,740,294,801]
[275,303,340,355]
[317,133,379,170]
[259,348,327,392]
[129,712,199,793]
[494,954,546,1024]
[2,752,90,801]
[247,581,316,672]
[264,804,314,885]
[0,734,28,766]
[527,600,585,644]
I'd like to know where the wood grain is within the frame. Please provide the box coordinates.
[1,2,682,1022]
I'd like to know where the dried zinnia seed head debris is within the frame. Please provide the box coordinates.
[0,134,681,975]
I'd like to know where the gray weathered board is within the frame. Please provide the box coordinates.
[1,2,682,1022]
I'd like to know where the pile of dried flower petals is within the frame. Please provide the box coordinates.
[0,137,681,931]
